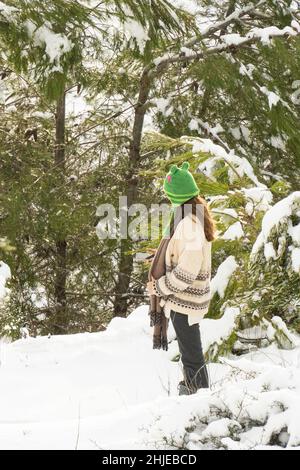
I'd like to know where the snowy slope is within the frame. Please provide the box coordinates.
[0,305,300,450]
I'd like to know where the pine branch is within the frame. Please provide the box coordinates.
[152,25,299,76]
[184,0,268,47]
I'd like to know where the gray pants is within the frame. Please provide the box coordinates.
[170,310,209,391]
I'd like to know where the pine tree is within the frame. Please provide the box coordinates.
[0,0,196,335]
[139,130,299,354]
[98,0,300,318]
[1,0,300,339]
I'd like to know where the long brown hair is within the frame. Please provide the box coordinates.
[171,196,216,242]
[191,195,216,242]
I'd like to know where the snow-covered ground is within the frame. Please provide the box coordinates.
[0,305,300,450]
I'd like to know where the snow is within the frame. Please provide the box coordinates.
[0,1,17,21]
[288,222,300,245]
[152,97,173,117]
[252,192,300,256]
[31,111,53,120]
[270,134,287,151]
[222,33,245,46]
[291,247,300,273]
[187,137,265,187]
[292,80,300,90]
[230,126,241,140]
[292,19,300,33]
[0,80,8,104]
[66,90,93,118]
[221,24,298,49]
[291,83,300,105]
[291,3,300,13]
[24,20,73,67]
[240,125,251,144]
[0,261,10,299]
[153,52,173,67]
[250,25,298,45]
[264,242,276,261]
[197,120,224,138]
[211,208,239,225]
[271,316,296,347]
[122,17,150,53]
[188,118,199,131]
[0,305,300,449]
[173,0,199,15]
[239,63,255,79]
[242,187,273,215]
[200,417,241,440]
[20,327,30,339]
[201,306,240,354]
[210,256,238,298]
[222,221,244,241]
[219,208,238,218]
[30,285,48,310]
[0,306,177,449]
[260,86,281,109]
[180,46,195,56]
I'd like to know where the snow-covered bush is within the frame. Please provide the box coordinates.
[1,305,300,450]
[142,133,299,354]
[246,192,300,333]
[208,191,300,353]
[152,361,300,449]
[189,139,299,349]
[142,347,300,450]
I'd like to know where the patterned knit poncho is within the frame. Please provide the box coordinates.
[153,213,211,326]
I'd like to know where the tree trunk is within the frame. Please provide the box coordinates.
[113,70,151,317]
[53,91,68,333]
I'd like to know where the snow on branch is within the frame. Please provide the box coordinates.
[210,256,238,299]
[251,191,300,265]
[185,0,268,48]
[152,22,300,73]
[0,1,18,22]
[222,24,299,47]
[24,20,74,67]
[0,2,74,72]
[182,136,265,188]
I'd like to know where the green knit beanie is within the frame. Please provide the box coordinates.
[163,162,199,206]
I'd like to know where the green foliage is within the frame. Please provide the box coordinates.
[0,237,15,253]
[0,0,195,100]
[152,27,300,187]
[270,180,291,199]
[245,223,300,333]
[206,331,238,363]
[1,0,300,346]
[112,0,197,61]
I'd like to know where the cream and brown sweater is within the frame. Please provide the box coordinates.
[153,213,211,326]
